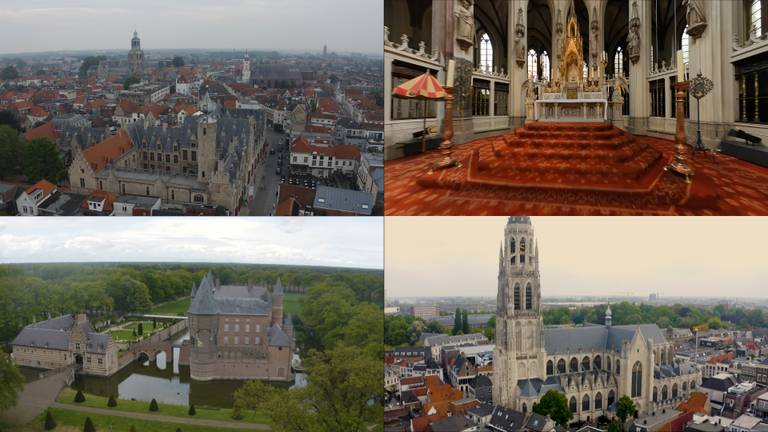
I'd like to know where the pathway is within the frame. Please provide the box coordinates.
[50,402,271,430]
[0,367,74,424]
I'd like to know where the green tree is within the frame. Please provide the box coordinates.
[1,66,19,80]
[137,322,144,336]
[107,394,117,407]
[0,352,24,410]
[23,137,67,183]
[172,56,185,67]
[107,276,152,312]
[461,309,469,334]
[452,308,461,335]
[533,390,572,427]
[83,416,95,432]
[233,344,380,432]
[124,76,140,90]
[616,395,636,424]
[149,398,159,411]
[607,423,621,432]
[425,320,443,334]
[74,389,86,403]
[0,125,23,177]
[188,404,196,415]
[0,110,22,132]
[484,315,496,341]
[44,409,57,430]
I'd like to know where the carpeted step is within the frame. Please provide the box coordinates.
[498,140,651,163]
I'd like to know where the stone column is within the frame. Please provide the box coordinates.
[688,1,736,149]
[448,0,476,144]
[628,0,652,134]
[664,76,672,118]
[508,0,529,128]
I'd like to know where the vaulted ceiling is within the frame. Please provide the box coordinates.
[604,0,629,56]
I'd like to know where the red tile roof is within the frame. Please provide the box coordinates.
[291,136,360,161]
[82,130,133,173]
[24,121,58,141]
[81,190,119,213]
[25,179,57,197]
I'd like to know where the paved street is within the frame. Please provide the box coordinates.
[0,367,73,425]
[246,128,289,216]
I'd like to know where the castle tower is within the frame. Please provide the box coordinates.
[128,30,145,79]
[493,216,545,409]
[196,117,218,183]
[241,50,251,84]
[272,277,284,326]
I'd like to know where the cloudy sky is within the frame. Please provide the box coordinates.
[0,218,383,269]
[0,0,382,55]
[386,217,768,299]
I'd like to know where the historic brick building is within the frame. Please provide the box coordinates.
[187,273,293,381]
[11,314,119,376]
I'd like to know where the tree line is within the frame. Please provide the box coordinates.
[0,123,67,184]
[0,263,383,346]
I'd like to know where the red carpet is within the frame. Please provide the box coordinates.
[385,123,768,215]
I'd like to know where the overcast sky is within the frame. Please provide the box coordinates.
[0,0,382,55]
[386,217,768,299]
[0,218,383,269]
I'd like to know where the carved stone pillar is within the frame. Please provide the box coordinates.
[628,0,651,134]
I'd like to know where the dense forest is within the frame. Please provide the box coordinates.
[385,301,767,348]
[0,263,383,346]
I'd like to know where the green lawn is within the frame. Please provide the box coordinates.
[21,407,242,432]
[57,388,269,424]
[150,297,192,316]
[109,320,167,342]
[109,329,140,342]
[283,292,303,316]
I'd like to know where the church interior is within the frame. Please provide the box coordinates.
[383,0,768,215]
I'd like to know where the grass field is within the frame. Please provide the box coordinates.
[150,297,192,316]
[57,388,269,424]
[20,407,242,432]
[109,320,171,342]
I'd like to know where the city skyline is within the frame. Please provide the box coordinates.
[0,0,382,55]
[0,218,383,269]
[385,217,768,299]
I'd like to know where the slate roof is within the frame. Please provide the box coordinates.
[489,405,526,432]
[526,412,551,432]
[313,185,374,215]
[268,324,290,347]
[12,314,111,353]
[188,272,277,316]
[429,415,474,432]
[543,323,667,354]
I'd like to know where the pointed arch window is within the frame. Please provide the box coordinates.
[541,51,551,81]
[528,49,538,81]
[480,33,494,72]
[752,0,763,35]
[525,282,533,310]
[631,361,642,397]
[614,47,624,77]
[682,27,690,66]
[510,238,516,265]
[520,238,526,264]
[514,283,521,310]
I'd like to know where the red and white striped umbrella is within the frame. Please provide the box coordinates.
[392,71,447,100]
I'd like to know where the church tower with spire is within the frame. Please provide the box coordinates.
[241,50,251,84]
[128,30,145,79]
[493,217,546,409]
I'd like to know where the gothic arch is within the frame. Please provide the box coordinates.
[607,356,612,372]
[522,402,528,413]
[595,391,603,410]
[653,386,658,402]
[525,282,533,310]
[607,389,616,407]
[547,359,554,375]
[519,361,527,377]
[582,393,590,411]
[682,381,688,392]
[672,382,678,399]
[661,384,668,400]
[557,358,566,373]
[569,396,578,413]
[510,237,517,265]
[520,238,527,264]
[593,355,602,370]
[570,357,579,372]
[616,359,621,375]
[691,379,696,389]
[631,361,642,397]
[582,355,590,371]
[514,282,522,310]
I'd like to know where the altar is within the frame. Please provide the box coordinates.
[524,1,621,123]
[534,98,608,121]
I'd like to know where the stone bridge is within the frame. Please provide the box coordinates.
[118,318,189,369]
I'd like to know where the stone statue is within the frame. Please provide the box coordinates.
[684,0,707,39]
[523,79,537,102]
[614,75,629,101]
[455,0,474,51]
[514,7,527,67]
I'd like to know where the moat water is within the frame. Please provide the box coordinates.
[25,331,303,408]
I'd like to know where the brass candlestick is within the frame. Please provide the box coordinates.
[665,81,694,182]
[429,87,462,173]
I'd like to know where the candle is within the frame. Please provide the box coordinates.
[446,59,455,88]
[677,50,685,82]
